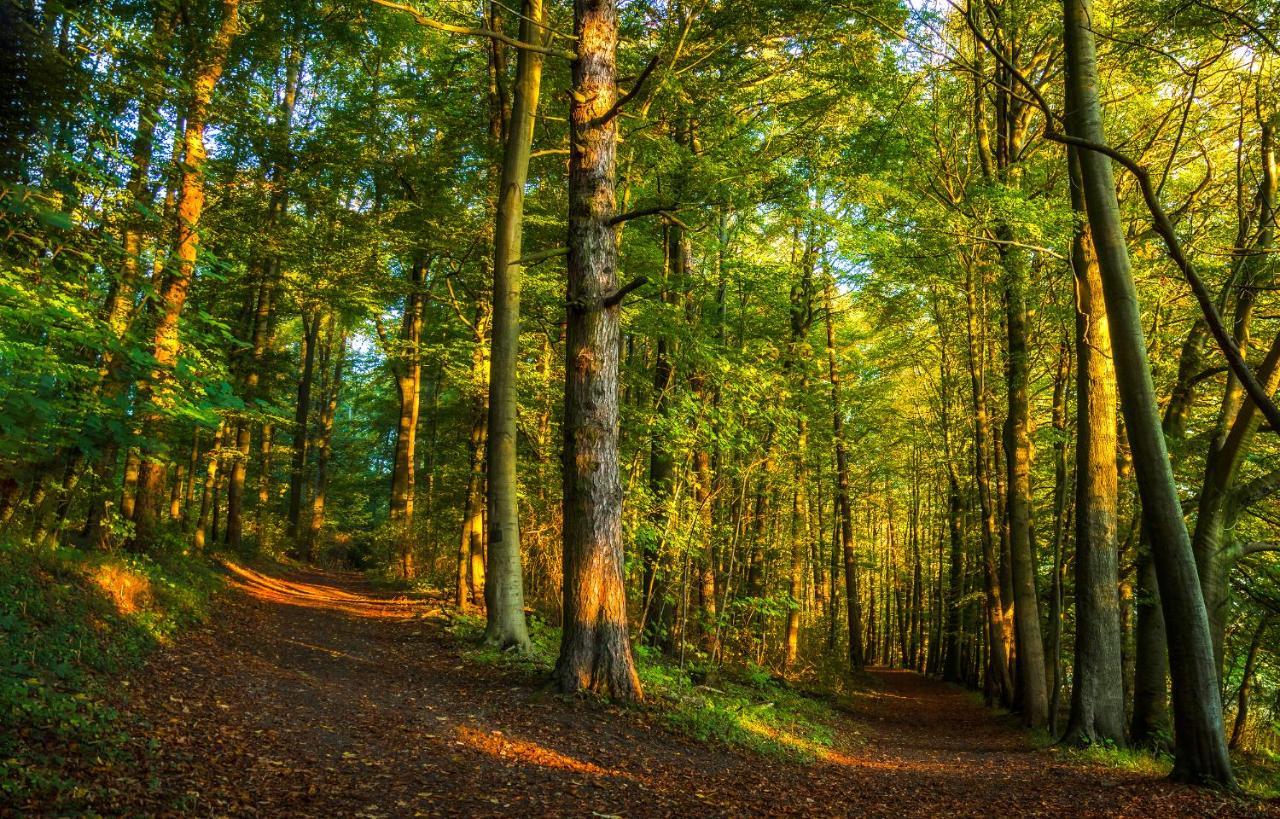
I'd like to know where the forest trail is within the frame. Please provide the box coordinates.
[115,564,1270,817]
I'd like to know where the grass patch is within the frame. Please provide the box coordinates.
[1232,750,1280,800]
[444,613,848,763]
[1056,740,1173,778]
[0,538,221,811]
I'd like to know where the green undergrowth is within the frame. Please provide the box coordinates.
[1039,732,1280,799]
[1233,750,1280,799]
[0,538,221,810]
[445,612,849,763]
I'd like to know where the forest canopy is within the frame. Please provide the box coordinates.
[2,0,1279,800]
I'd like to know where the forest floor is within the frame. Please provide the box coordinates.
[104,563,1276,817]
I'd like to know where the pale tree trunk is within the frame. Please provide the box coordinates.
[131,0,242,550]
[1062,149,1125,746]
[484,0,549,650]
[1063,0,1233,785]
[553,0,642,700]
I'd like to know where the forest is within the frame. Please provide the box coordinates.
[2,0,1280,812]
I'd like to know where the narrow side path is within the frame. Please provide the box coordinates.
[113,564,1270,817]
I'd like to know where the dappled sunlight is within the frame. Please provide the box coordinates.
[453,724,637,781]
[223,562,432,620]
[90,562,153,616]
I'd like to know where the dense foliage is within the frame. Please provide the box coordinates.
[2,0,1278,793]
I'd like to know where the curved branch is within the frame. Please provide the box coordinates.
[368,0,575,59]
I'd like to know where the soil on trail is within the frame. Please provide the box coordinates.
[113,564,1272,817]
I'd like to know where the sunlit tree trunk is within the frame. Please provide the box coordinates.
[130,0,242,551]
[553,0,642,700]
[484,0,549,649]
[962,262,1013,703]
[458,308,489,608]
[1062,150,1125,746]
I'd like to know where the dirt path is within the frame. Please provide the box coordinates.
[114,564,1271,817]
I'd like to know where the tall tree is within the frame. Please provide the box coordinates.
[553,0,642,701]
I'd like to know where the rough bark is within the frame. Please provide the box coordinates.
[553,0,641,700]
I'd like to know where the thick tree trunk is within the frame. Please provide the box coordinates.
[130,0,242,551]
[553,0,641,700]
[1063,0,1233,785]
[1062,151,1125,746]
[483,0,548,649]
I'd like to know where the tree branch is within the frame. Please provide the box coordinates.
[592,54,660,126]
[368,0,575,59]
[515,246,568,266]
[955,1,1280,435]
[603,276,648,308]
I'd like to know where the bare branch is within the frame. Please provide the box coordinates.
[603,276,648,308]
[592,54,661,126]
